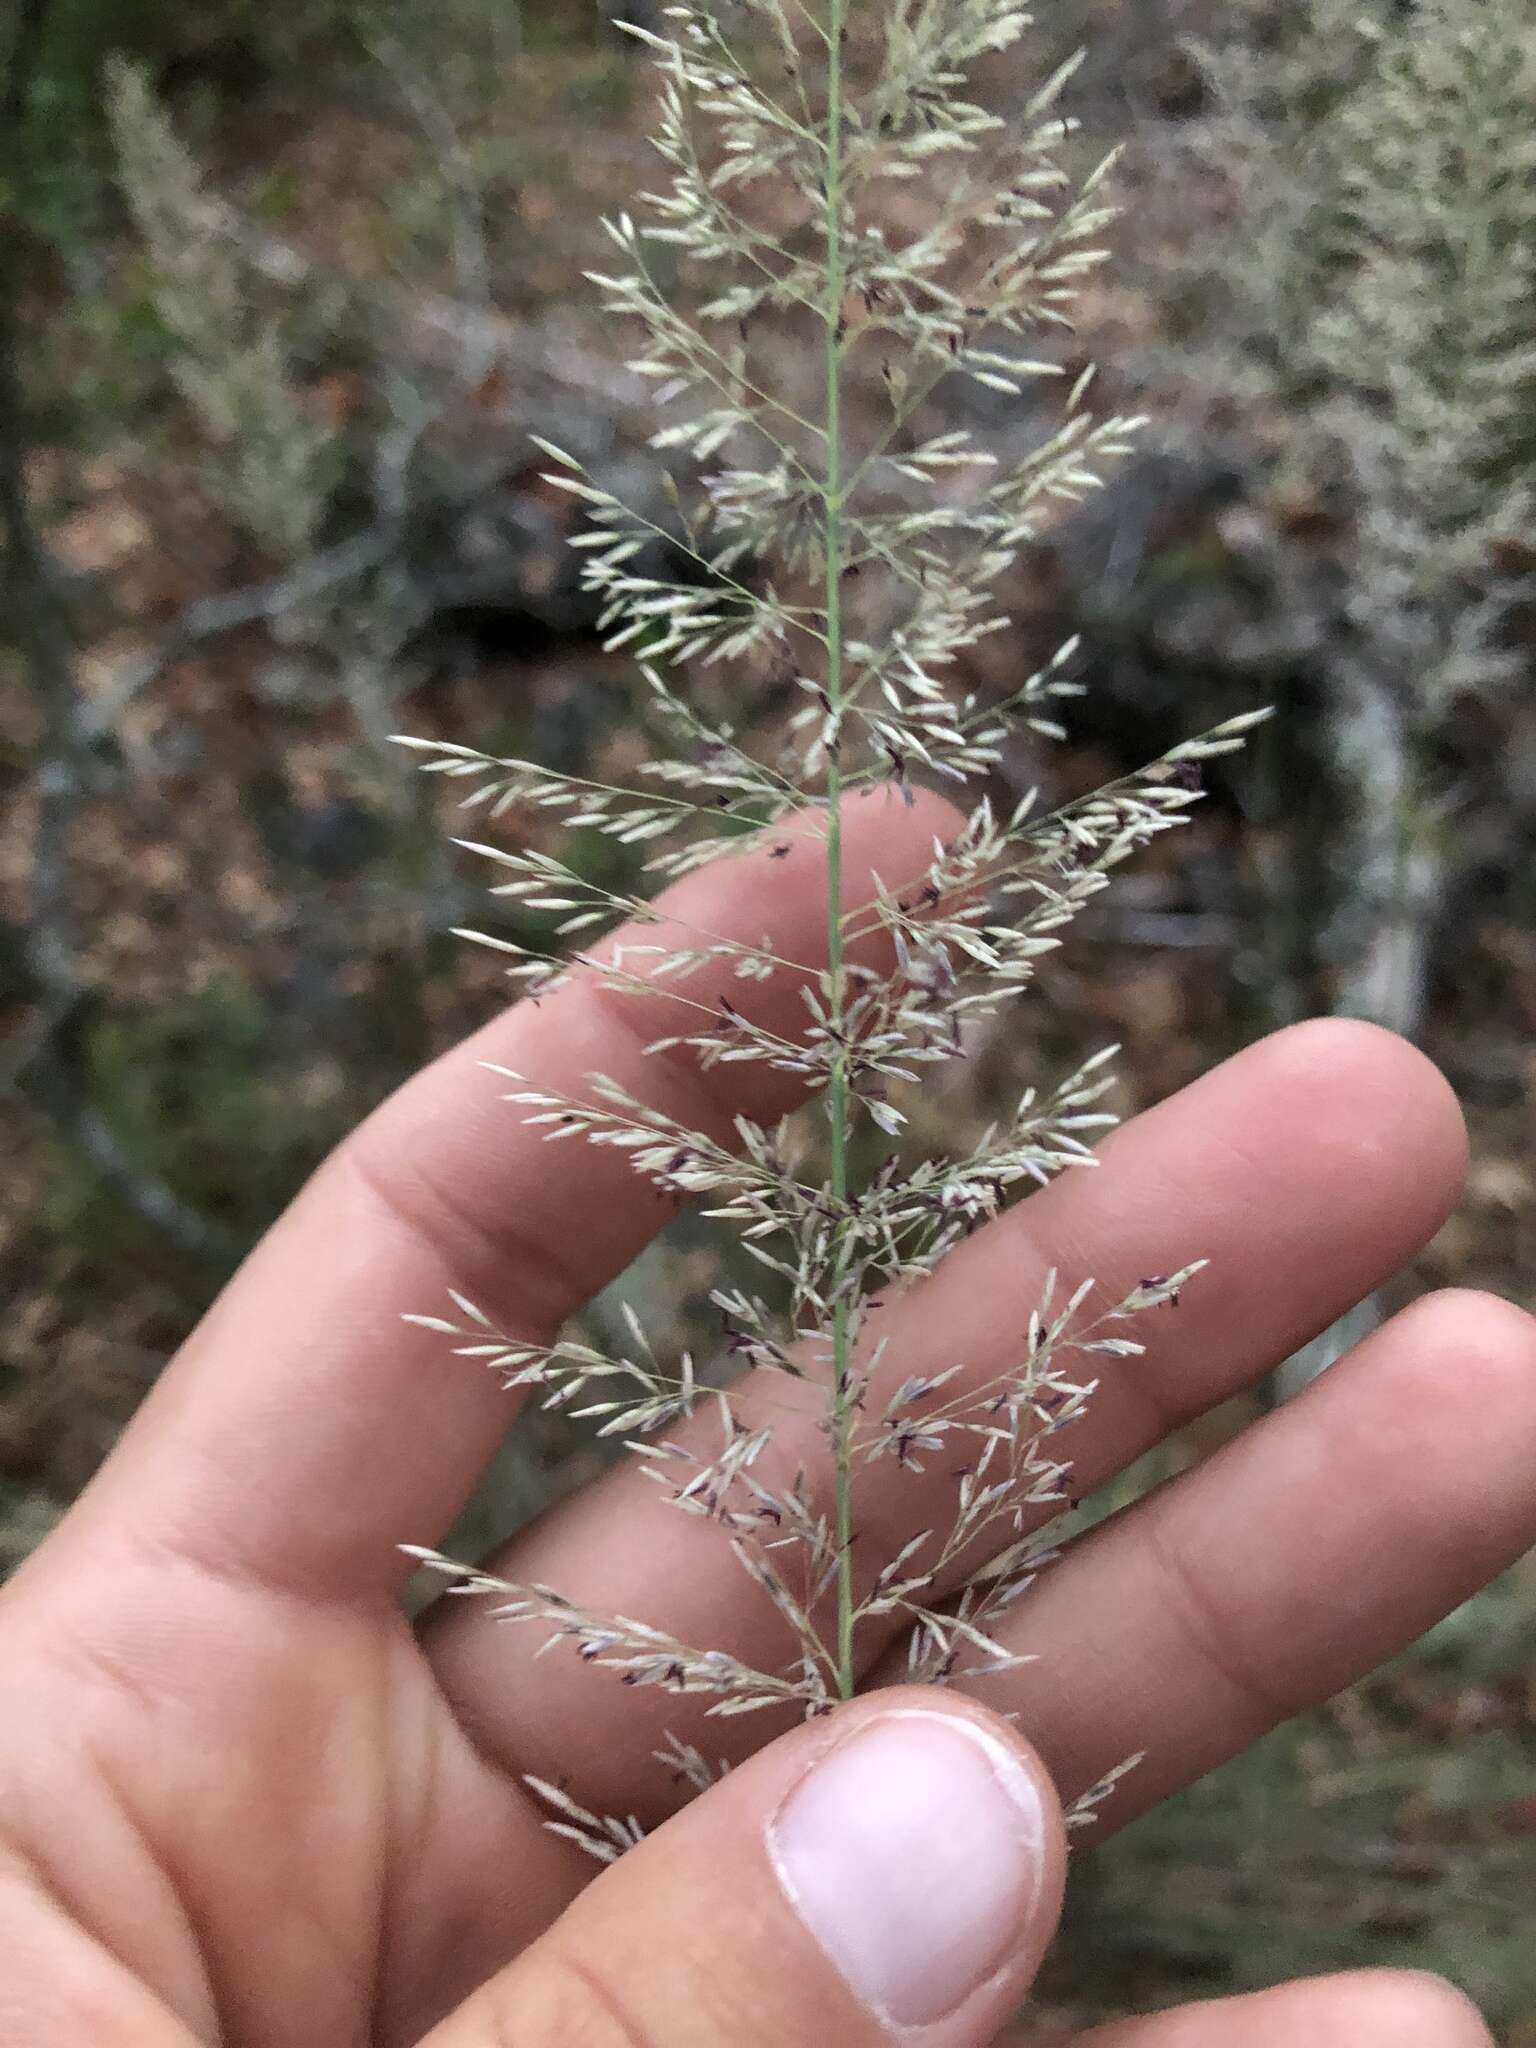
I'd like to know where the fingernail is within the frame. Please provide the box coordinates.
[768,1709,1045,2031]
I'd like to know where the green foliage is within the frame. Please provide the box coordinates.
[108,59,347,553]
[1316,0,1536,706]
[7,0,370,243]
[1199,0,1536,715]
[44,978,345,1247]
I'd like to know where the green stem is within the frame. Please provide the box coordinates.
[821,0,855,1702]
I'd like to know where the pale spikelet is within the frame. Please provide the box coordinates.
[396,2,1262,1858]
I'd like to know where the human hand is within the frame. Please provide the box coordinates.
[2,793,1528,2045]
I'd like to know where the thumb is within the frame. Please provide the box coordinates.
[426,1689,1067,2048]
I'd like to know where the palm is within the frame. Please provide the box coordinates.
[3,1572,557,2044]
[4,799,1533,2047]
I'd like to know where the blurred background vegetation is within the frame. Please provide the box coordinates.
[2,0,1533,2035]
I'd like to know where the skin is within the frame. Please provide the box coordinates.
[0,788,1530,2045]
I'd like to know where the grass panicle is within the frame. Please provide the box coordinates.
[399,0,1259,1848]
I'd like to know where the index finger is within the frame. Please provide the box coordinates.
[47,788,954,1602]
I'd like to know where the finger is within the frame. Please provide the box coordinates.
[422,1690,1065,2048]
[37,789,955,1601]
[426,1020,1467,1811]
[1003,1968,1494,2046]
[928,1288,1536,1825]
